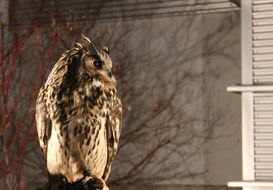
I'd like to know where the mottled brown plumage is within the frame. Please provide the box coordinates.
[36,36,122,190]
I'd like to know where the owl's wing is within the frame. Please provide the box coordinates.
[103,96,122,180]
[36,87,52,158]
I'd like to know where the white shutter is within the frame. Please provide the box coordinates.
[253,1,273,181]
[254,93,273,180]
[253,1,273,85]
[228,0,273,189]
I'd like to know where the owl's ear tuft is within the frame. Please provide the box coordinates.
[81,34,92,49]
[102,46,109,54]
[81,34,97,54]
[74,42,83,49]
[81,34,92,44]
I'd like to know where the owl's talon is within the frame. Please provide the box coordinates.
[81,176,109,190]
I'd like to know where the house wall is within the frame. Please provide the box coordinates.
[201,13,241,185]
[80,11,242,186]
[0,0,8,22]
[0,1,242,187]
[139,12,242,185]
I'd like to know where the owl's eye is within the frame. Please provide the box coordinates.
[93,60,102,69]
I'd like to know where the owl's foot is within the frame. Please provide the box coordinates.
[81,176,109,190]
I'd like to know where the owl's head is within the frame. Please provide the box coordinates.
[74,36,115,86]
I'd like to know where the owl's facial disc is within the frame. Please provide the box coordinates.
[83,53,114,83]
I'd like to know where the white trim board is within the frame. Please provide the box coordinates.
[227,85,273,92]
[228,181,273,187]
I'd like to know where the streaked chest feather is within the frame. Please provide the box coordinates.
[46,79,114,179]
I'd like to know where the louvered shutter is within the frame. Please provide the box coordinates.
[228,0,273,189]
[252,0,273,180]
[253,0,273,181]
[253,0,273,85]
[254,93,273,180]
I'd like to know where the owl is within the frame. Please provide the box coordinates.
[36,36,122,190]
